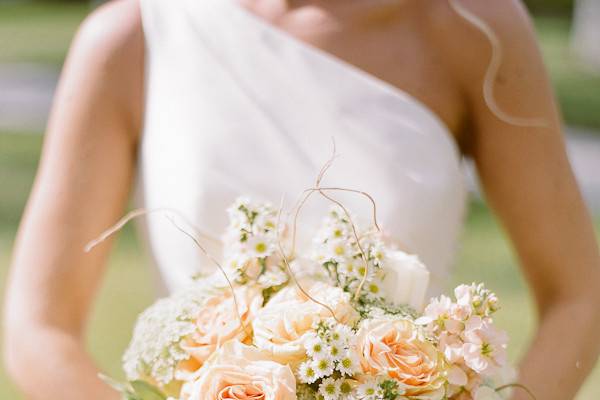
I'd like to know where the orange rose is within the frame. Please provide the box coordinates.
[356,318,446,399]
[179,285,263,374]
[180,341,296,400]
[252,280,358,365]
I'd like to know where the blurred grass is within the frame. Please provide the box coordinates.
[0,134,599,398]
[0,2,89,65]
[535,17,600,131]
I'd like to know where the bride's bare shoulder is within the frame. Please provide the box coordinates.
[423,0,534,38]
[66,0,144,135]
[423,0,538,54]
[421,0,545,95]
[72,0,142,64]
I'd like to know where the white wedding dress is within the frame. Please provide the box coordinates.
[136,0,468,298]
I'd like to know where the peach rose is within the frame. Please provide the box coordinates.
[180,340,296,400]
[252,280,358,365]
[179,285,263,374]
[356,318,446,400]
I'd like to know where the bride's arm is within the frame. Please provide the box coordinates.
[432,0,600,398]
[3,1,143,399]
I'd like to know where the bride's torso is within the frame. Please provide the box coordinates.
[136,0,468,297]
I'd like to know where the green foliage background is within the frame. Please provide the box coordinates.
[524,0,574,15]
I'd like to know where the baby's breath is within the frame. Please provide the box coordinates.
[122,282,217,385]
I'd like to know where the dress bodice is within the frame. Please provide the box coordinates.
[136,0,468,297]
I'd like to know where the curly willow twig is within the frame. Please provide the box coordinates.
[322,192,371,301]
[163,216,252,337]
[84,208,220,253]
[287,138,380,302]
[496,383,537,400]
[287,137,341,258]
[275,196,341,323]
[288,186,382,259]
[84,208,251,337]
[315,140,371,301]
[447,0,548,128]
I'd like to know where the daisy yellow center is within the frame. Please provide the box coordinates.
[340,381,352,395]
[317,359,329,371]
[324,383,336,394]
[255,242,267,253]
[481,343,493,356]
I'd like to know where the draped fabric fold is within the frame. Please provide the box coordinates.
[136,0,467,296]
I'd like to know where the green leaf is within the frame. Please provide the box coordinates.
[97,374,142,400]
[130,380,167,400]
[98,373,134,395]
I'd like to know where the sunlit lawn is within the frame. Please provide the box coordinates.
[0,133,599,398]
[0,2,90,65]
[535,17,600,131]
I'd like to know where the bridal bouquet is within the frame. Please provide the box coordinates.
[98,195,522,400]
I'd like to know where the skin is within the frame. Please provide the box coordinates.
[4,0,600,399]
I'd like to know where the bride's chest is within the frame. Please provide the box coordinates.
[237,1,467,143]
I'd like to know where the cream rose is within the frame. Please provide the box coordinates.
[252,280,358,365]
[356,318,447,400]
[180,285,263,374]
[180,340,296,400]
[381,250,430,311]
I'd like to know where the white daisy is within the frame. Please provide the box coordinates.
[245,234,275,258]
[328,342,344,361]
[337,351,360,376]
[313,357,335,378]
[357,379,381,400]
[325,239,354,262]
[319,378,341,400]
[339,261,356,276]
[332,324,354,345]
[365,280,383,299]
[304,334,328,359]
[298,361,318,384]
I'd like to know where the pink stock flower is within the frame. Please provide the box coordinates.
[439,332,465,364]
[461,317,508,376]
[416,295,469,336]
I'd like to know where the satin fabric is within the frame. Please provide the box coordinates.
[136,0,467,296]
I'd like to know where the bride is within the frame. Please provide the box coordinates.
[4,0,600,399]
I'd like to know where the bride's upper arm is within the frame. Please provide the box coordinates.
[4,0,143,341]
[433,0,600,310]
